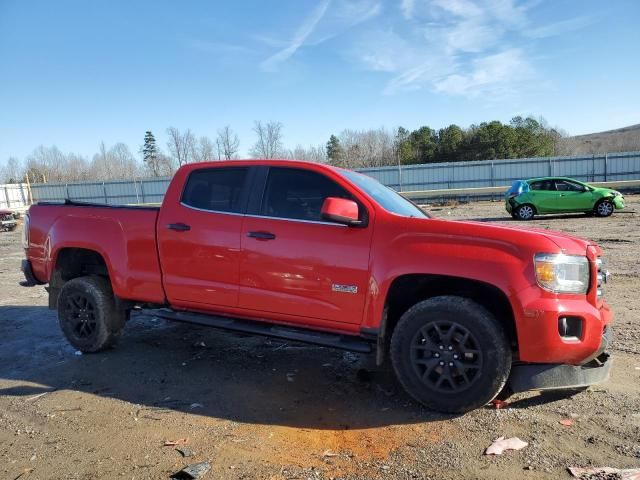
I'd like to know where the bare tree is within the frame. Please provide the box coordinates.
[216,126,240,160]
[25,145,72,183]
[166,127,196,166]
[283,144,327,163]
[335,127,395,168]
[193,136,215,162]
[109,143,140,178]
[1,157,24,183]
[249,121,283,159]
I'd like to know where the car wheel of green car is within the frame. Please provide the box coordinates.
[594,199,614,217]
[515,204,535,221]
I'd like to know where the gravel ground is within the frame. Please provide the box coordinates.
[1,198,639,480]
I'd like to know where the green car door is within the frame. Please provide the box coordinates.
[527,180,558,213]
[553,179,594,212]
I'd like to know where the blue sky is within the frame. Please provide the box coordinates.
[1,0,639,164]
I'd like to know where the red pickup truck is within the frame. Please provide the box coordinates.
[21,160,612,413]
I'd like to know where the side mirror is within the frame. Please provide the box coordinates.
[321,197,361,226]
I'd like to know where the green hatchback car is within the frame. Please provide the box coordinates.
[505,177,625,220]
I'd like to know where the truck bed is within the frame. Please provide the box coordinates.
[26,201,165,304]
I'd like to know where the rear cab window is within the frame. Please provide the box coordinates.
[181,167,249,213]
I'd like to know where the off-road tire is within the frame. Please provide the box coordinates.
[594,199,614,217]
[57,275,125,352]
[390,296,512,414]
[514,204,535,220]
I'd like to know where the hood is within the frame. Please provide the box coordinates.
[443,219,594,256]
[593,187,620,196]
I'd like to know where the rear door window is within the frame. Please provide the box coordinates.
[181,167,249,213]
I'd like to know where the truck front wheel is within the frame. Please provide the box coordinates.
[390,296,511,413]
[57,276,125,352]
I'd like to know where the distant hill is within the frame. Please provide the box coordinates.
[557,124,640,155]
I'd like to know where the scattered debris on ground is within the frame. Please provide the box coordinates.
[1,200,639,479]
[568,466,640,480]
[171,461,211,479]
[484,436,528,455]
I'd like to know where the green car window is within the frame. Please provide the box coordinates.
[530,180,555,191]
[555,180,586,192]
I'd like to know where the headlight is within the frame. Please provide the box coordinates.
[534,253,589,294]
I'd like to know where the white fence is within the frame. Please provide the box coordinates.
[0,183,30,211]
[8,150,640,206]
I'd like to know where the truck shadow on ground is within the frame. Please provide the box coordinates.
[0,305,454,429]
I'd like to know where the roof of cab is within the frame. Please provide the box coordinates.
[178,159,343,173]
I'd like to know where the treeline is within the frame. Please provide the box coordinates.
[1,122,325,184]
[325,116,559,168]
[3,116,616,185]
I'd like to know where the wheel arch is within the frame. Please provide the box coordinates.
[49,247,111,309]
[376,274,517,365]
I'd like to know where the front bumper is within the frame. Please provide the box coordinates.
[508,351,611,393]
[613,196,625,209]
[515,283,612,364]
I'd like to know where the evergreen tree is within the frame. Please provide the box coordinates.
[436,125,464,162]
[326,134,343,166]
[409,126,438,163]
[142,131,159,176]
[395,127,414,164]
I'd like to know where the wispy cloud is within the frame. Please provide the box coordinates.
[524,15,594,39]
[260,0,380,71]
[434,49,533,97]
[351,0,588,97]
[261,0,332,71]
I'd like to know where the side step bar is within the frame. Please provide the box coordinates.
[152,308,373,353]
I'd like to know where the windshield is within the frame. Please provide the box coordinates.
[339,169,429,218]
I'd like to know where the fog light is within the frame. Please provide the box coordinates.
[559,316,583,340]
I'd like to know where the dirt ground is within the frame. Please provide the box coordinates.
[1,198,639,480]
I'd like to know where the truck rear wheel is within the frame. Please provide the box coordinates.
[57,276,125,352]
[390,296,511,413]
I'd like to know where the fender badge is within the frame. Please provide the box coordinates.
[332,284,358,294]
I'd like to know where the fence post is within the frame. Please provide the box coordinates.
[140,180,146,204]
[133,180,140,204]
[548,157,553,176]
[397,164,402,192]
[102,182,108,204]
[604,153,608,182]
[65,183,70,200]
[490,161,495,187]
[3,186,10,208]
